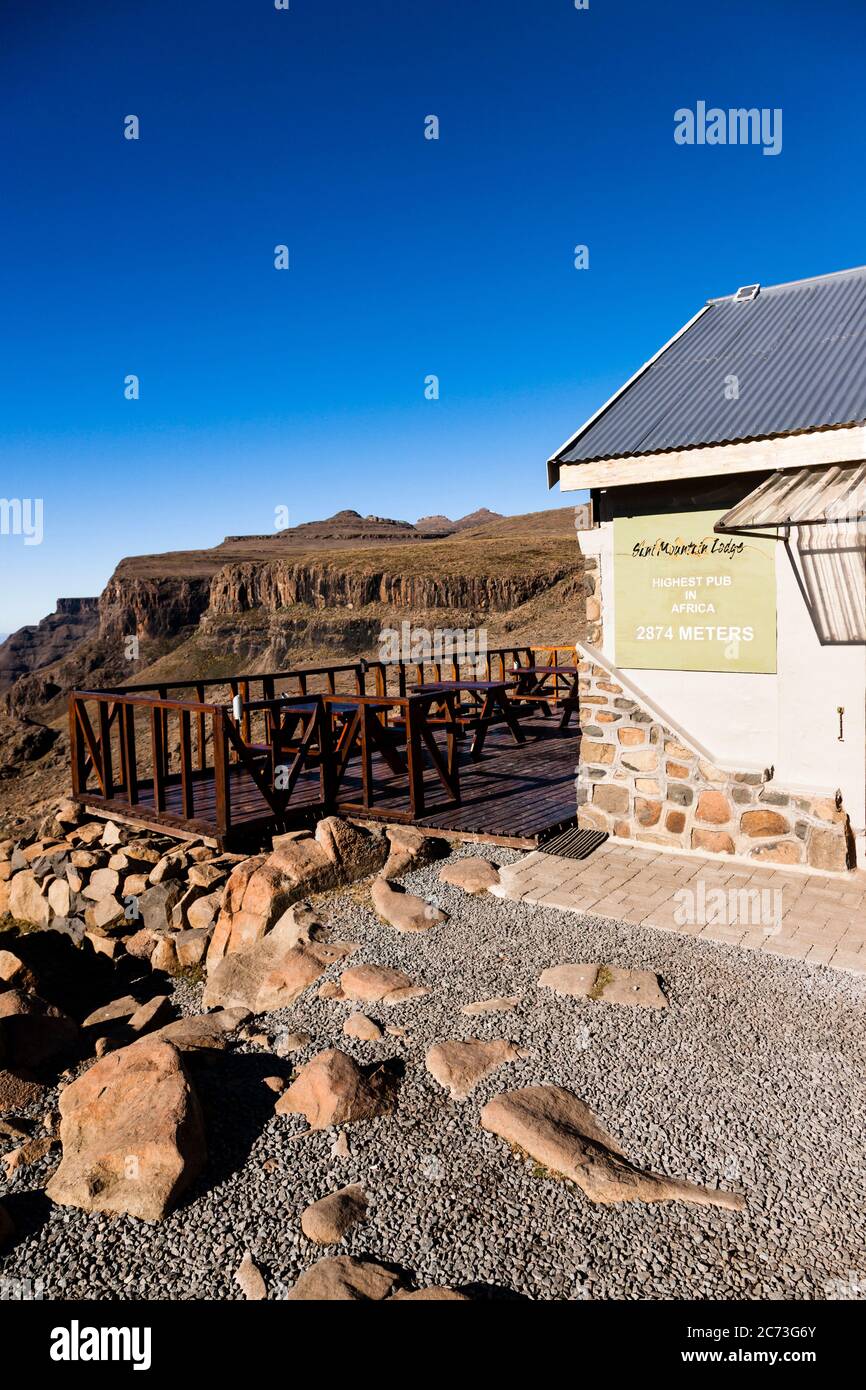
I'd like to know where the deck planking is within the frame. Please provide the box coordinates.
[80,713,580,848]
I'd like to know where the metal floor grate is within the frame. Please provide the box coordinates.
[538,826,609,859]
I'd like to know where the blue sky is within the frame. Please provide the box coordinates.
[2,0,865,630]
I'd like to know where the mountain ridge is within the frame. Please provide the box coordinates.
[0,504,583,721]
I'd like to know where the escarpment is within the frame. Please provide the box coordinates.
[1,507,584,728]
[207,560,576,615]
[0,599,99,696]
[98,575,213,642]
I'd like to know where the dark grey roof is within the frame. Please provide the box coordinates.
[550,265,866,477]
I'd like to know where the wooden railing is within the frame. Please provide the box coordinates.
[69,689,234,835]
[68,681,465,837]
[69,647,573,840]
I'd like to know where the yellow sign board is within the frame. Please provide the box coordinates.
[614,509,777,673]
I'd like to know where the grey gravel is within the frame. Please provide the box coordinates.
[2,841,865,1302]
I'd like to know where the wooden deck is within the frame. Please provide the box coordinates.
[70,651,582,849]
[82,714,580,849]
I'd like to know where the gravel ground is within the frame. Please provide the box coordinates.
[2,842,865,1302]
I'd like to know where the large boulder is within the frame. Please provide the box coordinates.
[205,855,267,968]
[335,963,428,1005]
[381,826,448,880]
[206,851,331,967]
[0,949,36,992]
[426,1039,523,1100]
[0,990,79,1070]
[300,1184,368,1244]
[438,859,500,894]
[140,882,183,933]
[0,1068,46,1111]
[370,879,448,933]
[147,1007,250,1052]
[286,1255,402,1301]
[480,1086,745,1209]
[46,1039,206,1221]
[8,871,51,927]
[203,911,355,1012]
[313,817,388,878]
[539,964,668,1011]
[275,1048,401,1129]
[207,822,387,968]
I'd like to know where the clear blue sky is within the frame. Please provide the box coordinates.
[2,0,865,631]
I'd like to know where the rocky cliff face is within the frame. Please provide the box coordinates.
[0,507,583,726]
[207,561,573,615]
[0,598,99,695]
[98,576,213,642]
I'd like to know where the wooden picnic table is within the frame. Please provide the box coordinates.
[507,665,580,729]
[420,679,525,758]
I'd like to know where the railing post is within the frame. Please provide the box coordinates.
[263,676,275,748]
[228,681,239,762]
[158,686,169,776]
[318,698,336,810]
[195,684,206,770]
[240,680,251,745]
[150,705,166,811]
[359,705,373,808]
[405,697,425,817]
[97,700,114,799]
[180,709,195,819]
[213,710,231,838]
[122,702,138,804]
[445,693,460,789]
[68,696,86,797]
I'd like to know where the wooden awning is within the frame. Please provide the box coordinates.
[715,462,866,534]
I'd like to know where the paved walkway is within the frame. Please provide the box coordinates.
[492,841,866,974]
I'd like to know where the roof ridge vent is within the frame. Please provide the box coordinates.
[733,283,760,302]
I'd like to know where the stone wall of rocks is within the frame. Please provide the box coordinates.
[576,660,854,873]
[582,552,602,647]
[0,805,441,965]
[0,806,240,971]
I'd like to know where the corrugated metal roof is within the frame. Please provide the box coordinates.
[551,265,866,471]
[715,463,866,530]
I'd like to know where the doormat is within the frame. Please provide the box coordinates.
[538,826,608,859]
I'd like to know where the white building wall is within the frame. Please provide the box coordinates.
[580,519,866,858]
